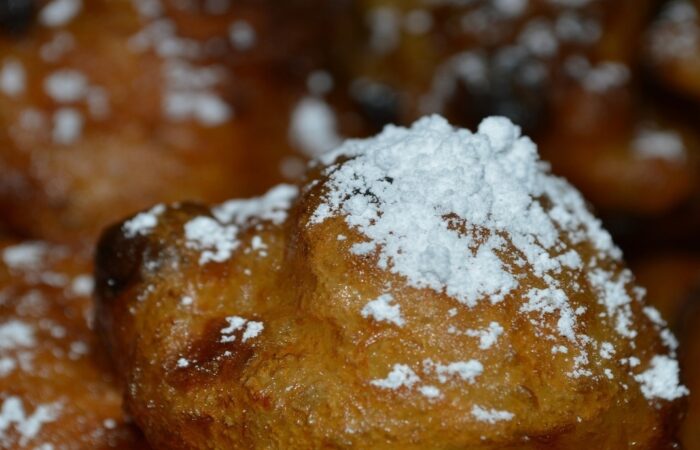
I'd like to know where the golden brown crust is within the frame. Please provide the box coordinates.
[0,240,149,448]
[95,125,684,448]
[0,0,344,244]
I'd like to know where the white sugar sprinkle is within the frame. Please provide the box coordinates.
[176,358,189,368]
[0,59,25,97]
[214,185,298,226]
[184,217,239,265]
[44,70,88,103]
[465,322,504,349]
[0,321,35,350]
[289,97,342,157]
[52,108,83,145]
[634,355,688,401]
[418,385,441,399]
[123,204,166,238]
[370,364,420,390]
[220,317,263,343]
[39,0,83,28]
[229,20,256,50]
[425,359,484,384]
[471,405,515,423]
[361,294,404,327]
[0,397,61,446]
[2,243,48,271]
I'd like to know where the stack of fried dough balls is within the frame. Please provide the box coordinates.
[0,0,699,449]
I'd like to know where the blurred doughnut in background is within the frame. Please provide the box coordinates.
[0,239,149,448]
[0,0,359,244]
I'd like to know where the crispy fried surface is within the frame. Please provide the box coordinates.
[96,155,682,449]
[0,240,149,448]
[0,0,339,243]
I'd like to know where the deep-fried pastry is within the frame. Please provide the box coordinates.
[331,0,653,130]
[0,0,344,243]
[644,0,700,103]
[96,116,686,449]
[540,66,699,216]
[0,239,148,448]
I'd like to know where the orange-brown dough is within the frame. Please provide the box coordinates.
[330,0,652,131]
[644,0,700,104]
[96,116,685,449]
[0,239,149,448]
[0,0,347,243]
[540,67,699,217]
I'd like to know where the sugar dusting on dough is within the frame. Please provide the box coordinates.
[0,397,61,447]
[310,115,687,404]
[361,294,404,327]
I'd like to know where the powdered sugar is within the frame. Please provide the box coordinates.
[123,204,166,238]
[465,322,504,349]
[0,59,25,97]
[0,397,61,447]
[213,184,298,226]
[471,405,515,423]
[361,294,404,326]
[39,0,82,28]
[289,97,342,157]
[220,316,263,343]
[370,364,420,390]
[184,217,239,265]
[634,355,688,401]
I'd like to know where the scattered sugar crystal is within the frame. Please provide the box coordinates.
[229,20,256,50]
[465,322,504,349]
[634,355,688,401]
[70,275,94,297]
[289,97,342,157]
[0,397,61,446]
[241,321,264,343]
[176,358,189,368]
[220,317,263,343]
[214,185,298,226]
[425,359,483,384]
[181,296,194,306]
[0,321,35,350]
[370,364,420,390]
[361,294,404,327]
[39,0,83,27]
[367,7,401,54]
[123,204,166,238]
[164,91,231,126]
[419,385,441,399]
[0,59,25,97]
[0,358,16,377]
[220,316,247,343]
[40,32,75,62]
[2,243,48,271]
[103,418,117,429]
[52,108,83,145]
[44,70,88,103]
[184,217,239,265]
[633,127,686,162]
[599,342,615,359]
[471,405,514,423]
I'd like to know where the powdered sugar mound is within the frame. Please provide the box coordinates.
[39,0,82,28]
[361,294,404,326]
[634,355,688,401]
[471,405,515,423]
[214,185,298,226]
[370,364,420,390]
[184,217,239,265]
[311,115,618,309]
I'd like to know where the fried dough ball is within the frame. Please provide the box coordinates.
[96,116,685,449]
[332,0,653,131]
[0,0,343,243]
[0,240,148,448]
[539,67,699,217]
[644,0,700,104]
